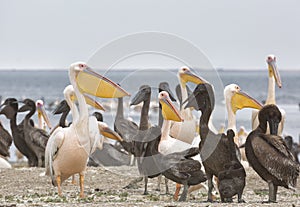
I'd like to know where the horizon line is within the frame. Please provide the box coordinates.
[0,67,299,71]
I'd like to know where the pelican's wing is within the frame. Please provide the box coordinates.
[29,128,49,149]
[166,147,200,160]
[0,142,9,157]
[0,124,12,157]
[45,127,65,179]
[252,135,300,188]
[175,159,202,173]
[0,126,12,149]
[89,116,103,153]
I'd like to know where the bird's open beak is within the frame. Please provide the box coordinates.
[98,122,124,142]
[180,70,207,85]
[160,96,183,122]
[76,67,130,98]
[231,91,263,114]
[37,104,52,129]
[268,60,282,88]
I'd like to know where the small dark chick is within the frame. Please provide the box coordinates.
[218,160,246,203]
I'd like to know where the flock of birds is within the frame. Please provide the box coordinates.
[0,55,299,203]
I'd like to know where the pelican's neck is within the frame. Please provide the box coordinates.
[25,107,35,122]
[226,98,237,135]
[199,107,212,140]
[59,111,69,127]
[65,93,79,124]
[116,97,124,119]
[9,112,18,133]
[140,97,150,130]
[180,81,188,108]
[158,103,163,127]
[161,119,171,141]
[37,113,43,129]
[69,70,88,124]
[266,70,276,104]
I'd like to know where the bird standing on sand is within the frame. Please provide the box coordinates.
[45,62,129,198]
[246,104,300,203]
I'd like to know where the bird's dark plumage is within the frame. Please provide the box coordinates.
[18,99,49,167]
[284,135,300,163]
[185,83,246,202]
[0,98,38,166]
[245,104,300,202]
[0,121,12,157]
[114,96,138,154]
[52,100,70,128]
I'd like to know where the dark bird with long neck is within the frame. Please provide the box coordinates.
[0,98,38,166]
[185,83,261,202]
[245,104,300,203]
[114,96,138,159]
[18,98,51,167]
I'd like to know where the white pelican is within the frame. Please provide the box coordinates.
[225,84,263,144]
[36,100,52,131]
[169,67,207,144]
[158,91,192,155]
[45,62,128,198]
[252,55,285,135]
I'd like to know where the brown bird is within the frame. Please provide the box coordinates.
[246,104,300,203]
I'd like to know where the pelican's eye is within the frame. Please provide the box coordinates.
[79,64,85,68]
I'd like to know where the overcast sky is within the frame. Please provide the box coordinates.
[1,0,300,70]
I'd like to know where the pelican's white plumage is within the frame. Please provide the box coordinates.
[169,67,207,144]
[45,62,128,197]
[0,157,11,168]
[157,91,192,155]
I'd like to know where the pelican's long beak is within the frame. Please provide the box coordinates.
[160,95,183,122]
[37,104,52,129]
[130,89,146,106]
[83,95,105,111]
[231,91,263,114]
[69,93,105,111]
[268,60,282,88]
[180,70,207,85]
[98,122,124,142]
[76,67,130,98]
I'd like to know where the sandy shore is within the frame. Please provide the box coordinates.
[0,163,299,207]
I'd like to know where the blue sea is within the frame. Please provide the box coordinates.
[0,69,299,161]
